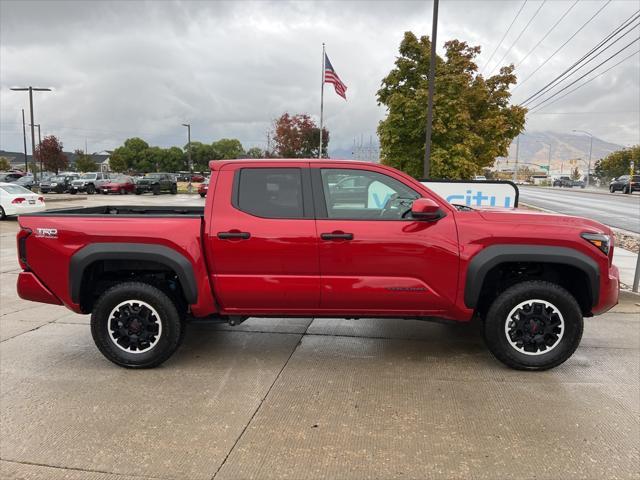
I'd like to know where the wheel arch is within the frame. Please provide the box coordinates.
[465,245,600,312]
[70,243,198,307]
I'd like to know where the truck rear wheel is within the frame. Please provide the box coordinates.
[91,282,184,368]
[483,281,583,370]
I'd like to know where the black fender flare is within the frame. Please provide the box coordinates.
[464,245,600,309]
[69,242,198,304]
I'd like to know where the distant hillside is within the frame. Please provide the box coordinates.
[497,132,623,172]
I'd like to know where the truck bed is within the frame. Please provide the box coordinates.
[23,205,205,217]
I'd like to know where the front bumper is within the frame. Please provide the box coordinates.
[592,264,620,315]
[69,185,88,193]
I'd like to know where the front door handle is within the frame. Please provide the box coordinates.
[320,232,354,241]
[218,231,251,240]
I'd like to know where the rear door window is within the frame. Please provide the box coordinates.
[234,168,305,219]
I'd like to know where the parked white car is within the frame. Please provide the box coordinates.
[0,182,46,220]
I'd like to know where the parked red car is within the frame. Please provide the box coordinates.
[16,159,619,370]
[198,178,209,197]
[99,175,136,195]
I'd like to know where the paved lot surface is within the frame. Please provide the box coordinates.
[1,194,639,479]
[519,187,640,233]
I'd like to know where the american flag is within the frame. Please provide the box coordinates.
[324,53,347,100]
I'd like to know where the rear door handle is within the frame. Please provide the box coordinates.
[320,232,354,241]
[218,231,251,240]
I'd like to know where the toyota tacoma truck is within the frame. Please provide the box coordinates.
[15,160,619,370]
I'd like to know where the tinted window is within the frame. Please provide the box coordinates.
[631,176,640,182]
[320,168,419,220]
[236,168,304,218]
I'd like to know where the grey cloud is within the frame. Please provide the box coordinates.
[1,0,638,157]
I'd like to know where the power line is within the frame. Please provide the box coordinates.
[487,0,547,76]
[529,48,640,113]
[513,1,612,92]
[480,0,528,74]
[515,0,579,69]
[520,11,640,106]
[527,39,640,111]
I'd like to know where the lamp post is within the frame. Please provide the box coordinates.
[182,123,192,193]
[10,87,51,181]
[30,124,41,173]
[573,129,593,188]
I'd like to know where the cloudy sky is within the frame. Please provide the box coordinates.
[1,0,638,157]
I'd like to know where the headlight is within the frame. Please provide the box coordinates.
[581,233,611,255]
[50,183,58,187]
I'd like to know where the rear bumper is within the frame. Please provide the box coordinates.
[69,186,87,192]
[592,265,619,315]
[17,272,62,306]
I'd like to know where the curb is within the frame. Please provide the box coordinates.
[521,186,639,199]
[43,195,87,203]
[620,289,640,301]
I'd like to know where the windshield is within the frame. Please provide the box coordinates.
[80,174,97,180]
[114,176,130,183]
[50,176,66,182]
[145,173,163,179]
[0,184,33,195]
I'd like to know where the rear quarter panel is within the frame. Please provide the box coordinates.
[18,215,216,316]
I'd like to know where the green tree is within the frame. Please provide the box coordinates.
[110,137,150,172]
[377,32,526,179]
[245,147,264,158]
[594,145,639,180]
[0,157,11,171]
[570,166,581,181]
[159,147,185,172]
[186,141,216,172]
[212,138,244,160]
[273,113,328,158]
[74,149,98,172]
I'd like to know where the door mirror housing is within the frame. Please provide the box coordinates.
[411,198,444,221]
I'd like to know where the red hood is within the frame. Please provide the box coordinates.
[476,208,612,235]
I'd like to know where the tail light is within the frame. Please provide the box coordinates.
[12,197,26,204]
[17,227,32,270]
[38,196,44,202]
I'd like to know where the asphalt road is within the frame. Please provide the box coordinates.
[1,193,639,479]
[519,187,640,233]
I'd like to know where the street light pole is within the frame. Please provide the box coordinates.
[10,86,51,182]
[21,109,28,173]
[512,135,520,183]
[423,0,439,179]
[182,123,192,193]
[573,129,593,188]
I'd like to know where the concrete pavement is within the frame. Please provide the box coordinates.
[519,186,640,233]
[1,195,639,479]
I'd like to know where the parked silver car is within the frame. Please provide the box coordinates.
[69,172,111,195]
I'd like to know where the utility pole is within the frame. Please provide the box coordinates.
[10,86,51,181]
[318,43,326,159]
[30,124,42,173]
[266,130,271,157]
[423,0,439,179]
[182,123,192,192]
[21,109,28,173]
[573,129,593,188]
[512,135,520,182]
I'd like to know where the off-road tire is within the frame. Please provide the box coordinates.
[87,184,96,195]
[483,280,583,371]
[609,185,615,193]
[91,282,184,368]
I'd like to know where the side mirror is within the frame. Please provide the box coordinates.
[411,198,444,221]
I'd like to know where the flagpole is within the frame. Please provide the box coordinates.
[319,43,325,159]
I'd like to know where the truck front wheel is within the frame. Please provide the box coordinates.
[91,282,184,368]
[483,281,583,370]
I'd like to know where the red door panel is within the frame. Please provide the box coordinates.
[206,165,320,313]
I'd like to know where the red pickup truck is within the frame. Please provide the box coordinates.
[16,160,619,370]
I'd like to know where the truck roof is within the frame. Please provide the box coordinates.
[209,158,379,171]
